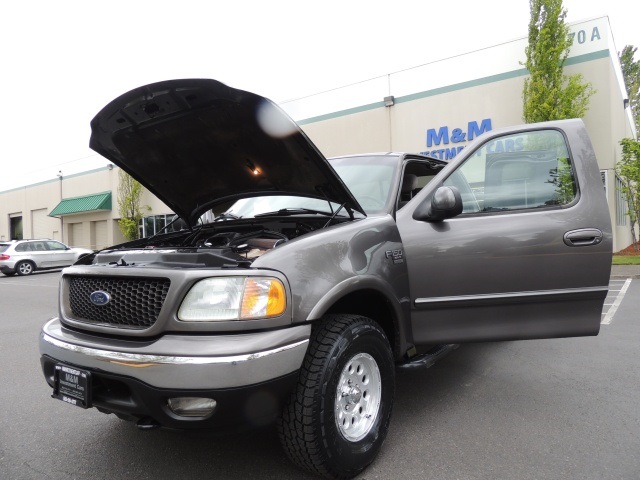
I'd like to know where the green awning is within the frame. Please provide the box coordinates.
[49,192,112,217]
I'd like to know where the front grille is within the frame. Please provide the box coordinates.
[68,276,171,329]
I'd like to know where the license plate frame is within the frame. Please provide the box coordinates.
[53,363,92,409]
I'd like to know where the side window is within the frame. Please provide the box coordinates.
[15,243,30,252]
[443,130,576,213]
[46,241,67,251]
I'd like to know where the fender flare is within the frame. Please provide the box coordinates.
[305,275,411,356]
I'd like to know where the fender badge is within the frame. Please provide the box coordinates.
[385,249,404,264]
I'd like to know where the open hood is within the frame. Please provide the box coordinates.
[90,79,364,225]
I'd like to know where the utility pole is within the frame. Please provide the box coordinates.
[57,171,64,243]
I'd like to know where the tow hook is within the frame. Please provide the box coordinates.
[136,417,161,430]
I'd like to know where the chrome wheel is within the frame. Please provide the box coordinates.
[16,261,34,276]
[335,352,382,442]
[279,314,394,478]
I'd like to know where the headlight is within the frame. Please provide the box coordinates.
[178,277,286,322]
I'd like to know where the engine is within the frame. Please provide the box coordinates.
[82,218,338,269]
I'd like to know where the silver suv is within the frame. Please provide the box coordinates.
[0,240,92,276]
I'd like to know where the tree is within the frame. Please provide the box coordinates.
[619,45,640,134]
[117,169,149,241]
[618,46,640,251]
[522,0,595,122]
[617,139,640,251]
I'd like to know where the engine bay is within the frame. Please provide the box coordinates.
[83,217,350,269]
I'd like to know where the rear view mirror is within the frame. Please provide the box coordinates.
[413,186,463,222]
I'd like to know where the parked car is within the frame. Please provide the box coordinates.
[38,79,612,479]
[0,239,92,276]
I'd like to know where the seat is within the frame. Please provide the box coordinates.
[398,174,418,209]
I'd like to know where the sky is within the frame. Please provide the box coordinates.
[1,0,639,192]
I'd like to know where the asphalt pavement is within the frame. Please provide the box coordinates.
[0,270,638,479]
[611,264,640,278]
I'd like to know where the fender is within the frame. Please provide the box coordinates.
[306,274,413,358]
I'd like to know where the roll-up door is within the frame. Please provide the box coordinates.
[31,209,49,239]
[94,221,108,250]
[69,223,84,248]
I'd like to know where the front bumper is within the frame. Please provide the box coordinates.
[39,318,310,429]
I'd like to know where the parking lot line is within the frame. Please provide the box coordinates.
[601,278,632,325]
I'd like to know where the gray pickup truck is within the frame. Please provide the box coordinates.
[39,79,612,479]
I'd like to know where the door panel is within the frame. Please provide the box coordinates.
[46,241,74,267]
[30,241,53,267]
[396,121,612,345]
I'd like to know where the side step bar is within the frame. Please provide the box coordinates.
[397,344,458,369]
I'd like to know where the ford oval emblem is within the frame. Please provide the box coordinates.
[90,291,111,306]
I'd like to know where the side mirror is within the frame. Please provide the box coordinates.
[413,186,463,222]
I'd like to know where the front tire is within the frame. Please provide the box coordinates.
[16,261,35,276]
[278,314,395,479]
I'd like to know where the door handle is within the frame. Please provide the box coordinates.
[563,228,603,247]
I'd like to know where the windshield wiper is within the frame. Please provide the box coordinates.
[214,212,241,222]
[482,206,511,212]
[254,208,338,218]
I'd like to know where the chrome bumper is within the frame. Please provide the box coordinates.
[40,318,310,389]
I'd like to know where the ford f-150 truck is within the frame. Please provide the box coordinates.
[39,79,612,479]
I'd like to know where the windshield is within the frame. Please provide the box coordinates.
[331,156,398,213]
[224,196,342,219]
[207,155,399,221]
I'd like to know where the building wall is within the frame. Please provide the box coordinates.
[0,166,171,248]
[302,107,392,157]
[1,17,636,251]
[283,17,637,252]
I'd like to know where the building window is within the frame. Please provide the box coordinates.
[615,175,628,226]
[139,214,175,237]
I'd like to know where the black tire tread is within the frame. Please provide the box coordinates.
[278,314,391,479]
